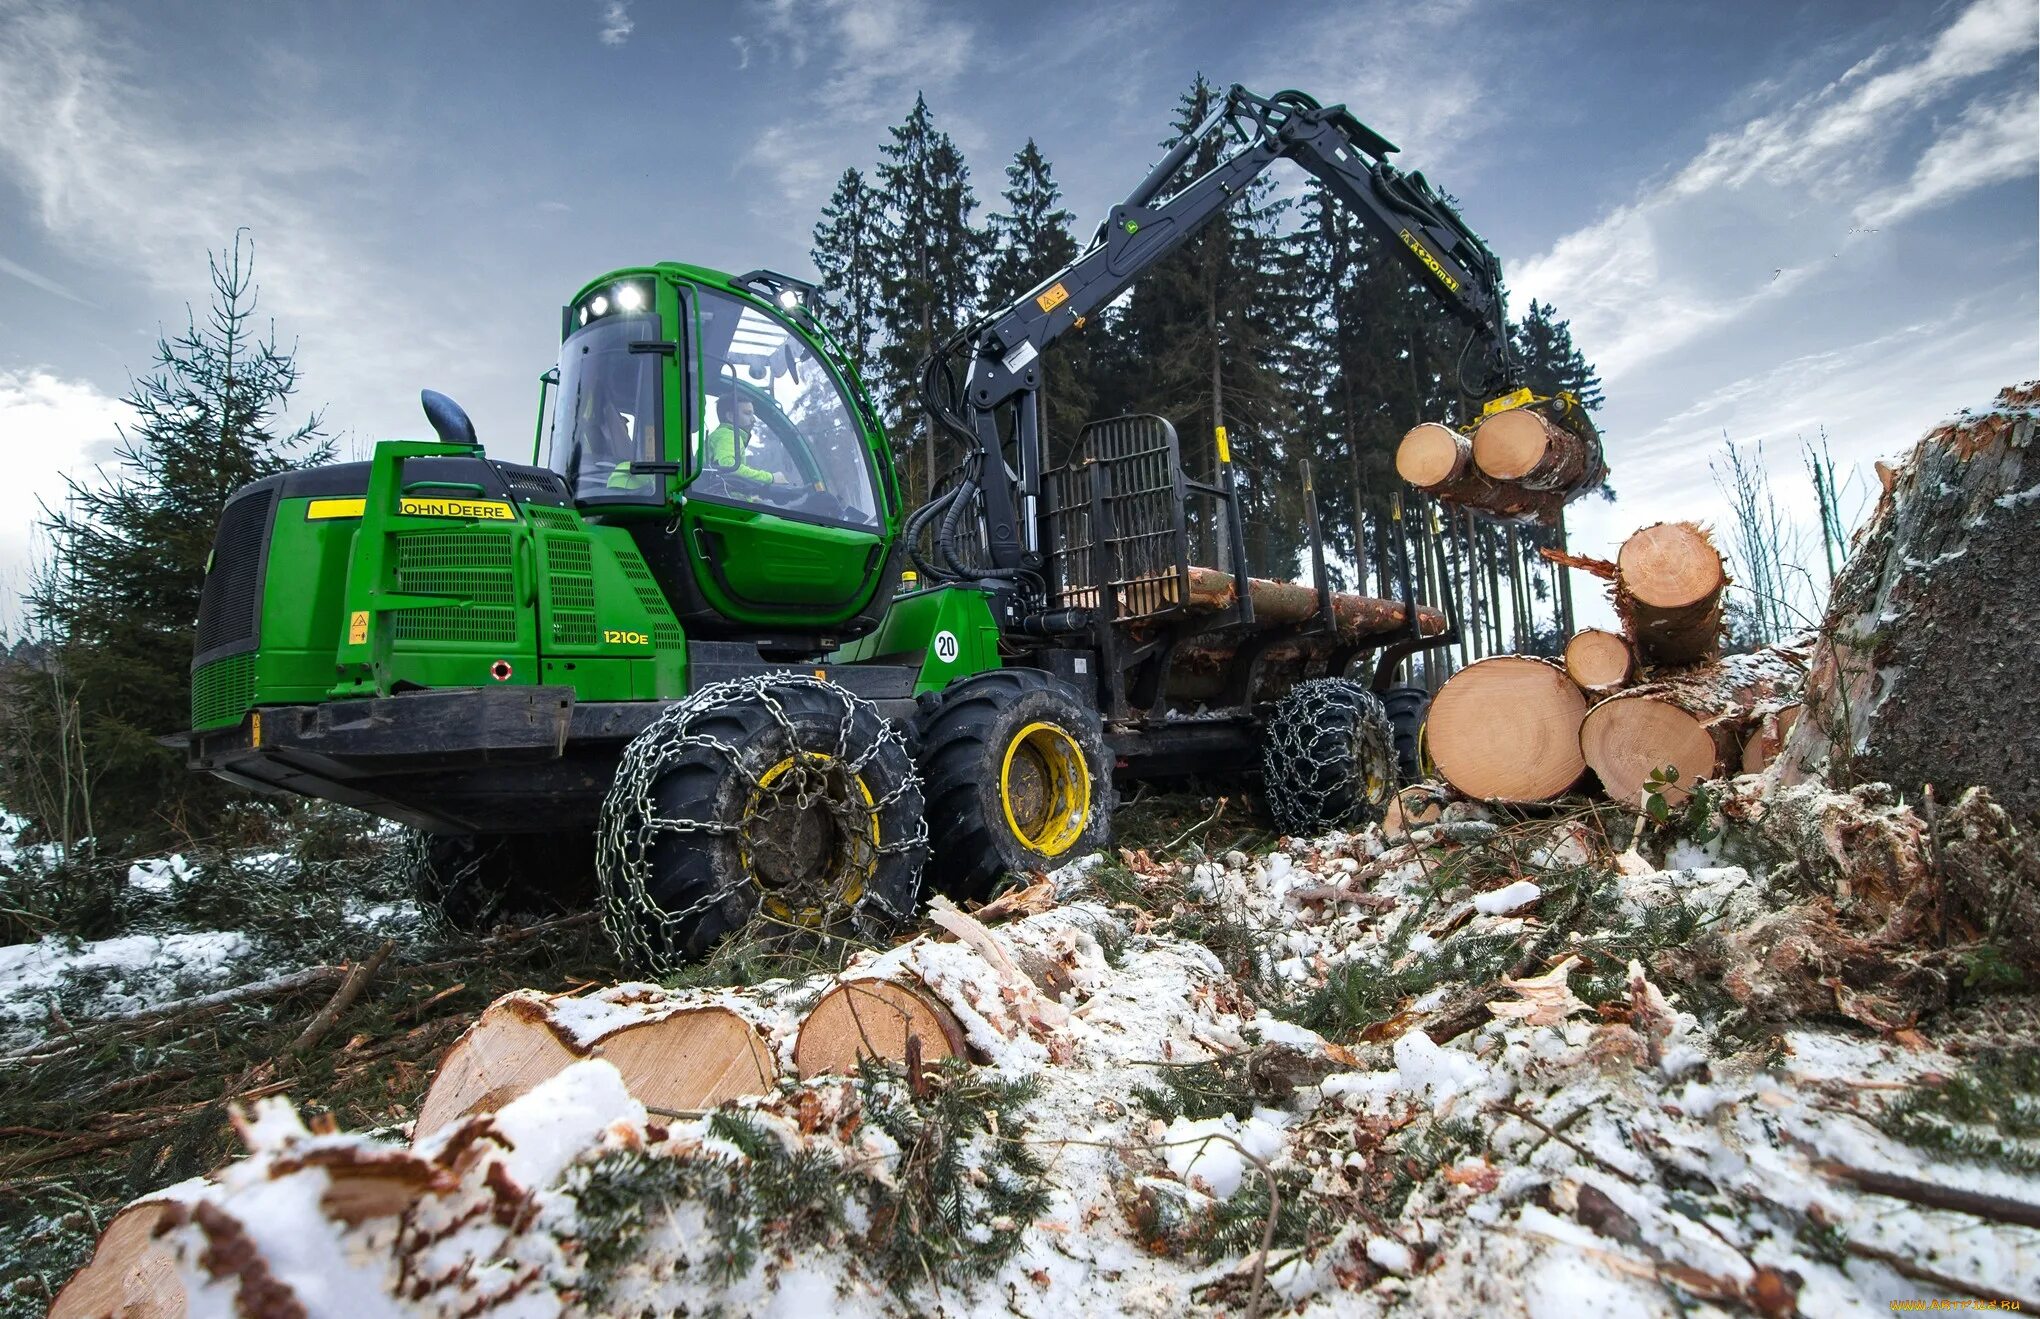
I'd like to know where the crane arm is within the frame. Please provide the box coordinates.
[927,85,1520,576]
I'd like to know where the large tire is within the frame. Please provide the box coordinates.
[597,676,926,971]
[1260,678,1398,837]
[406,829,593,934]
[912,669,1115,901]
[1381,685,1431,783]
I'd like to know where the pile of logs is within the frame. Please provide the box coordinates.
[1424,519,1805,806]
[1395,398,1607,526]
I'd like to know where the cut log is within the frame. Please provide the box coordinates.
[1180,566,1447,636]
[1396,422,1571,525]
[1426,656,1588,802]
[1473,406,1603,493]
[794,978,970,1080]
[1577,648,1804,804]
[1782,383,2040,819]
[1563,628,1635,695]
[49,1200,185,1319]
[1615,522,1727,665]
[415,988,778,1138]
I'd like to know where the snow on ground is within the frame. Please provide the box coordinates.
[0,928,253,1050]
[121,813,2040,1317]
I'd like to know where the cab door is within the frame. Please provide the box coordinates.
[673,282,889,632]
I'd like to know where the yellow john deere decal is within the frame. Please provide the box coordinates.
[1398,229,1459,293]
[399,496,515,521]
[1481,386,1536,417]
[306,498,367,520]
[1035,281,1070,313]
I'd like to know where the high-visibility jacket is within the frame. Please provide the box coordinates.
[706,423,774,485]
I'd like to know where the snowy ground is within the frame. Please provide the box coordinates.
[89,792,2040,1317]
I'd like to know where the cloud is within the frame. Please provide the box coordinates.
[0,253,92,307]
[1856,84,2039,227]
[0,369,128,629]
[741,0,980,211]
[730,34,752,69]
[1514,0,2038,383]
[597,1,634,47]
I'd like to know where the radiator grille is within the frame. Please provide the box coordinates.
[499,465,569,499]
[546,537,598,645]
[521,505,579,530]
[190,652,257,729]
[614,544,675,618]
[390,530,518,644]
[194,488,275,658]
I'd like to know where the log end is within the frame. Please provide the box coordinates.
[1564,628,1635,694]
[1396,422,1469,488]
[1617,522,1726,610]
[50,1201,185,1319]
[794,979,968,1080]
[1581,693,1724,806]
[1427,656,1588,802]
[1471,408,1556,481]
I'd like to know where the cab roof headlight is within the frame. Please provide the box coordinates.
[616,284,645,311]
[578,307,590,326]
[590,294,610,316]
[776,288,800,310]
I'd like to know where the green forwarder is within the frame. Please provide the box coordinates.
[178,86,1595,969]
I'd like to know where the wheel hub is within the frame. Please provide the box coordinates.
[741,755,876,920]
[1000,722,1090,856]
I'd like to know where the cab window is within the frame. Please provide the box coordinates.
[691,285,880,528]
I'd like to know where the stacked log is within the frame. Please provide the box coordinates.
[1615,523,1728,665]
[1393,400,1607,528]
[1563,628,1634,696]
[1396,422,1570,524]
[793,979,968,1079]
[1425,656,1588,802]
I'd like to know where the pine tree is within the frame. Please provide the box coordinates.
[7,235,330,849]
[872,95,988,506]
[1511,299,1604,413]
[810,168,886,380]
[983,140,1092,462]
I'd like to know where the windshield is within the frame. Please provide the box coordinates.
[692,286,880,528]
[549,311,663,504]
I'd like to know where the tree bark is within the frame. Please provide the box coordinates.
[1426,655,1588,802]
[1781,383,2040,819]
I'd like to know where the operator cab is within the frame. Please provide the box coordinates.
[540,267,900,650]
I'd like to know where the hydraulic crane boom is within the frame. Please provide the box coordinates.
[924,85,1519,578]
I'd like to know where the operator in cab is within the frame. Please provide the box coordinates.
[705,391,785,493]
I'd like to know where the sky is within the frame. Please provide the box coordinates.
[0,0,2034,631]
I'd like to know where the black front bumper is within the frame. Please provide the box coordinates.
[184,686,666,835]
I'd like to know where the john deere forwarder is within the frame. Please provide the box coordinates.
[184,87,1572,968]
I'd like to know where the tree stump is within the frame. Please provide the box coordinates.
[1425,656,1587,802]
[415,988,778,1138]
[1782,383,2040,819]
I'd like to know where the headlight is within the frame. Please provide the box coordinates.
[590,294,610,316]
[617,284,645,311]
[776,288,800,310]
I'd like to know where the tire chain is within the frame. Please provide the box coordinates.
[1260,677,1397,837]
[596,675,928,972]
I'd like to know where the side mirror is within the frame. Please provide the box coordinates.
[420,389,480,448]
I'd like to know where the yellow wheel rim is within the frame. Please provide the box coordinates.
[740,754,877,923]
[999,721,1090,857]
